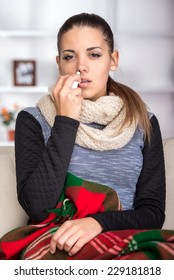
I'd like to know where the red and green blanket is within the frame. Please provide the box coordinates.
[0,172,174,260]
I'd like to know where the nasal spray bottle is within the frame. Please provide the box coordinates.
[71,71,80,89]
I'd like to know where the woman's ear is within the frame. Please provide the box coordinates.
[56,56,62,74]
[110,50,119,71]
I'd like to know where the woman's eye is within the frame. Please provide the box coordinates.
[62,54,74,60]
[89,53,101,58]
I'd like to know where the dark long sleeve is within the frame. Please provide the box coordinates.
[15,110,79,221]
[90,115,166,230]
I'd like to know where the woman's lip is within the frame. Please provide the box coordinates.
[78,81,91,88]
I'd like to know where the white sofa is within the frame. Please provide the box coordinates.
[0,138,174,238]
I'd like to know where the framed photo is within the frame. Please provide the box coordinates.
[13,60,36,86]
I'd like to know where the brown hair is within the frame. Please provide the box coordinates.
[57,13,151,143]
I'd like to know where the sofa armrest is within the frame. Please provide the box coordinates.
[163,138,174,230]
[0,153,28,237]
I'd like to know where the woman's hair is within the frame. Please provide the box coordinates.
[57,13,114,54]
[57,13,151,143]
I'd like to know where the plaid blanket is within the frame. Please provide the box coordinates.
[0,173,174,260]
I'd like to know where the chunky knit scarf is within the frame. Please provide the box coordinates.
[37,88,137,151]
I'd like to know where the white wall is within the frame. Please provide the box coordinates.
[0,0,174,140]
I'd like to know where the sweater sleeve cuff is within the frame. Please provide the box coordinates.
[87,214,106,232]
[54,115,80,130]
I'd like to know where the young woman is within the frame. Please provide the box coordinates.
[15,13,165,257]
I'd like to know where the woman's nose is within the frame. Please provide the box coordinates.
[76,56,89,73]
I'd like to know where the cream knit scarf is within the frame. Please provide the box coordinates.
[37,89,137,151]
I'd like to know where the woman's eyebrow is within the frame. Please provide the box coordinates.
[87,47,102,51]
[62,49,75,53]
[62,47,102,53]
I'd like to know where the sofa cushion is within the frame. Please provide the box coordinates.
[0,153,28,237]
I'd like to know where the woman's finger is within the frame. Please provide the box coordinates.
[52,75,70,99]
[50,220,76,253]
[68,236,86,256]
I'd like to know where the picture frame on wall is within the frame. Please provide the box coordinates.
[13,60,36,86]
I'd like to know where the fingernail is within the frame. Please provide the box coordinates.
[50,250,55,254]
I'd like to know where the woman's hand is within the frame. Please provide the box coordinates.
[50,217,103,256]
[52,73,83,121]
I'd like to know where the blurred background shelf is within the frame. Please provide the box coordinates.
[0,141,14,147]
[0,86,48,94]
[0,30,55,38]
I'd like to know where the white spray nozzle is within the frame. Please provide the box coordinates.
[71,71,80,89]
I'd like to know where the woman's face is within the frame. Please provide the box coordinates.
[57,26,118,100]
